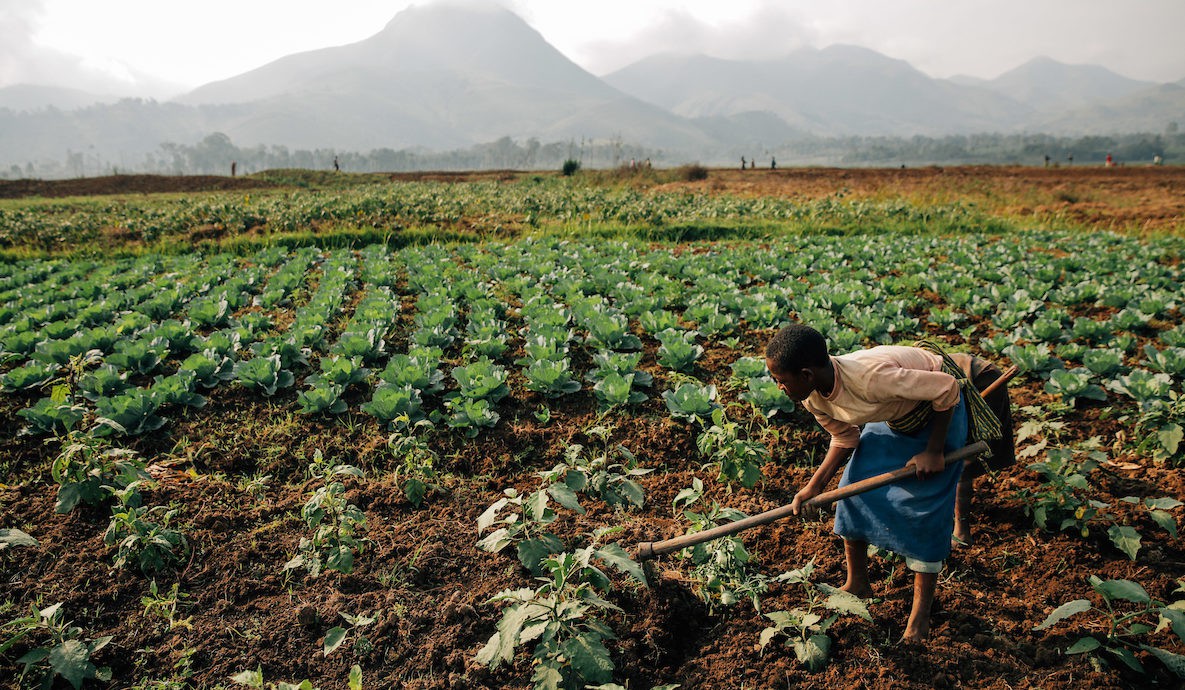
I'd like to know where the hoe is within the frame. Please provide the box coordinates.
[635,366,1018,561]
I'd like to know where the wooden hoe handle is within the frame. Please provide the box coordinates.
[635,441,988,561]
[634,360,1017,561]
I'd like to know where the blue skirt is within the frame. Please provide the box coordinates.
[833,397,969,563]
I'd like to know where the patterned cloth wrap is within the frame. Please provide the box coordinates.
[833,342,981,565]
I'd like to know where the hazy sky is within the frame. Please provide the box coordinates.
[3,0,1183,97]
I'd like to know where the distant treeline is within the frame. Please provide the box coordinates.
[3,129,1181,179]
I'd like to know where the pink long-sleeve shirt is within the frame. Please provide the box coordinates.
[804,345,961,450]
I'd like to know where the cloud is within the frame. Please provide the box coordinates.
[577,4,818,75]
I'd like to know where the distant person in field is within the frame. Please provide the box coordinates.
[1105,153,1113,167]
[231,161,237,177]
[1067,153,1074,166]
[767,323,1008,642]
[771,157,777,170]
[334,156,340,172]
[1154,154,1164,166]
[741,156,747,170]
[1044,154,1050,168]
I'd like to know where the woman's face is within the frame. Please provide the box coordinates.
[766,358,814,402]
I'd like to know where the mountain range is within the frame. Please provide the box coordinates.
[1,2,1182,171]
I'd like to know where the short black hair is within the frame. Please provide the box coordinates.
[765,323,829,371]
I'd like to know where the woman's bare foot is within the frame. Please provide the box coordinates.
[840,581,874,599]
[900,623,930,643]
[951,518,974,548]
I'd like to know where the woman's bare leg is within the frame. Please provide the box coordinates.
[903,571,938,642]
[841,539,874,598]
[953,475,974,546]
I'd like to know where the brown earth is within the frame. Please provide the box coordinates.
[0,174,279,199]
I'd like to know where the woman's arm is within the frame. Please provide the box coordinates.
[908,405,954,480]
[790,443,854,514]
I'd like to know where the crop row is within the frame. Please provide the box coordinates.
[0,177,999,252]
[2,233,1183,462]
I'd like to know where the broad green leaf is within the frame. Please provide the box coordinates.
[0,528,38,550]
[1146,496,1184,510]
[1142,644,1185,679]
[1159,607,1185,643]
[562,633,615,684]
[759,626,781,649]
[1105,645,1145,673]
[594,543,648,586]
[793,634,831,672]
[819,584,873,622]
[49,639,97,689]
[1065,637,1101,654]
[1107,525,1142,561]
[230,668,264,687]
[1033,599,1092,631]
[1159,423,1183,456]
[476,528,512,554]
[546,483,585,514]
[531,663,565,690]
[1093,577,1151,604]
[477,497,508,532]
[323,626,347,656]
[1150,510,1178,538]
[348,665,362,690]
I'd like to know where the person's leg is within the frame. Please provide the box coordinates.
[841,539,873,598]
[903,570,939,642]
[953,474,974,546]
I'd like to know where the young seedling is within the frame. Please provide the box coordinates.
[1034,575,1185,679]
[760,558,873,672]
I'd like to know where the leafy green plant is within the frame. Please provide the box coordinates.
[584,311,641,351]
[141,580,193,631]
[2,361,60,392]
[93,389,165,437]
[178,349,235,389]
[591,372,647,409]
[312,355,370,387]
[150,370,207,409]
[297,382,347,416]
[475,537,646,690]
[1033,576,1185,678]
[445,397,499,437]
[234,354,295,396]
[323,611,376,657]
[331,329,386,363]
[18,389,87,436]
[77,364,130,402]
[1044,368,1107,406]
[106,338,169,376]
[477,486,572,574]
[1004,343,1063,379]
[760,558,872,672]
[284,469,368,578]
[656,329,703,372]
[378,352,445,395]
[662,383,719,424]
[674,478,766,611]
[51,433,148,514]
[741,377,796,419]
[524,358,582,398]
[0,601,113,690]
[696,407,769,489]
[450,358,510,403]
[104,484,188,573]
[540,427,650,510]
[385,421,442,507]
